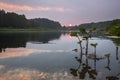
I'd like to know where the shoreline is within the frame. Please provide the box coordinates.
[0,28,62,33]
[107,36,120,38]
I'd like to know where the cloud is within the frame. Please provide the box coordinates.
[0,1,71,12]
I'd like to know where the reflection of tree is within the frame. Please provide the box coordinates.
[109,38,120,60]
[0,32,61,52]
[104,53,120,80]
[106,72,120,80]
[70,56,97,79]
[70,43,98,79]
[70,30,120,79]
[70,28,100,79]
[103,38,120,80]
[116,47,119,60]
[106,76,119,80]
[105,54,111,71]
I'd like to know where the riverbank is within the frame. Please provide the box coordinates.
[0,28,62,33]
[107,36,120,38]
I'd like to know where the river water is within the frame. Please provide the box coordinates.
[0,32,119,80]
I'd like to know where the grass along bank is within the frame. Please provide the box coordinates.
[0,28,61,33]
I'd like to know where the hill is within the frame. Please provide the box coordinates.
[0,9,62,30]
[68,20,113,30]
[68,19,120,34]
[29,18,61,29]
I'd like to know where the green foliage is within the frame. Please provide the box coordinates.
[71,27,96,55]
[70,32,78,37]
[70,68,78,76]
[77,41,82,44]
[108,26,120,36]
[68,20,113,31]
[29,18,61,29]
[0,9,62,29]
[79,28,87,34]
[110,38,120,46]
[0,10,28,28]
[89,27,96,33]
[91,43,98,48]
[88,69,97,79]
[108,19,120,36]
[79,64,97,79]
[104,53,110,58]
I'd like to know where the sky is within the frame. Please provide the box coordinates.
[0,0,120,26]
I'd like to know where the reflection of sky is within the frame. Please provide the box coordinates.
[26,33,79,51]
[0,34,120,80]
[0,65,76,80]
[0,48,70,59]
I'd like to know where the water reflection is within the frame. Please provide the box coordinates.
[70,52,98,79]
[0,33,120,80]
[104,54,111,71]
[109,38,120,61]
[70,37,120,80]
[0,65,76,80]
[0,32,61,53]
[0,48,68,59]
[70,53,120,80]
[105,38,120,80]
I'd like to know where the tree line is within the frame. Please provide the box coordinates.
[0,9,62,29]
[69,19,120,36]
[107,19,120,36]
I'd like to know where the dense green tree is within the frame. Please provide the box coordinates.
[108,19,120,36]
[0,9,6,27]
[29,18,61,30]
[0,9,62,29]
[0,10,28,28]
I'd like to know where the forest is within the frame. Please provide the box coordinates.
[0,9,120,35]
[0,9,62,30]
[69,19,120,36]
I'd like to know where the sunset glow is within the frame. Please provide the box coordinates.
[0,0,120,79]
[0,0,119,26]
[69,24,72,27]
[0,1,70,12]
[0,48,67,59]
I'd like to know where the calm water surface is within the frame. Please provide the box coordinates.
[0,32,120,80]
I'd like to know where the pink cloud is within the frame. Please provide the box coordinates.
[55,8,65,12]
[0,2,51,11]
[0,1,71,12]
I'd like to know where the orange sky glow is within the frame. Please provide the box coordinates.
[0,2,69,12]
[0,0,119,26]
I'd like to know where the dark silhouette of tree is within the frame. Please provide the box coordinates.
[0,32,61,53]
[0,9,62,29]
[29,18,61,30]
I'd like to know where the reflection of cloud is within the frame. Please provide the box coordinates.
[0,68,46,80]
[0,68,76,80]
[0,48,36,59]
[0,1,71,12]
[0,48,67,59]
[0,65,5,70]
